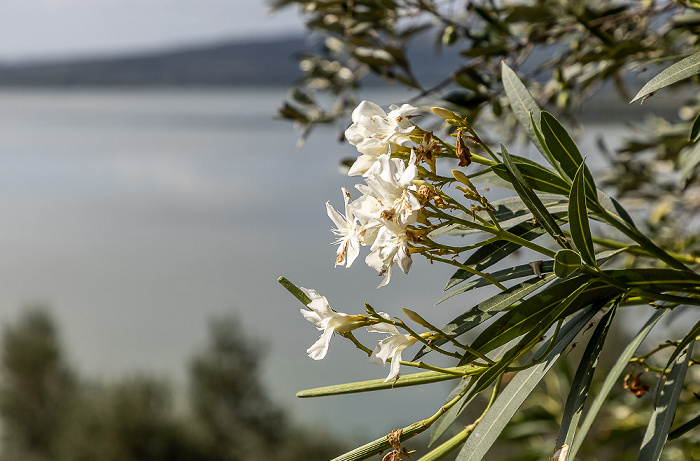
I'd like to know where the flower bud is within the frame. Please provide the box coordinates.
[431,106,460,120]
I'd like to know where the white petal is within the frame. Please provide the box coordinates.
[384,349,403,382]
[307,328,334,360]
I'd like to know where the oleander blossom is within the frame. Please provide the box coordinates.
[326,188,363,267]
[365,223,413,288]
[299,288,363,360]
[345,101,417,176]
[363,151,421,228]
[367,319,419,382]
[325,151,421,287]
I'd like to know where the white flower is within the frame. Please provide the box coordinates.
[363,152,421,228]
[299,288,362,360]
[365,224,413,288]
[367,319,418,382]
[326,188,362,267]
[345,101,417,176]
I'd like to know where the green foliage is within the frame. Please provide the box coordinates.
[275,1,700,459]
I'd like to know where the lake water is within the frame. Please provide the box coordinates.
[0,87,645,441]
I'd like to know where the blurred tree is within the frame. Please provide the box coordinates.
[54,377,213,461]
[189,315,344,461]
[0,307,76,461]
[0,308,344,461]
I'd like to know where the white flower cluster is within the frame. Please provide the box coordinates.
[300,287,418,382]
[326,101,422,288]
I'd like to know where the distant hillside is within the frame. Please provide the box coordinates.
[0,37,308,86]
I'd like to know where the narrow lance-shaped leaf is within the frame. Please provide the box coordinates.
[459,276,623,366]
[501,61,561,171]
[500,143,570,248]
[438,260,555,303]
[491,162,570,196]
[429,377,476,447]
[540,112,599,204]
[417,274,557,361]
[455,306,599,461]
[637,340,694,461]
[444,213,568,291]
[658,318,700,398]
[568,310,667,460]
[631,51,700,103]
[556,299,619,455]
[297,366,472,398]
[569,162,597,267]
[466,283,591,399]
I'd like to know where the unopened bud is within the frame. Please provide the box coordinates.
[431,107,460,119]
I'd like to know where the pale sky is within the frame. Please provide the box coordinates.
[0,1,305,61]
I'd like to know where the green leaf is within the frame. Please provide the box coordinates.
[500,143,569,247]
[297,366,470,398]
[556,299,618,453]
[491,162,571,196]
[631,51,700,103]
[455,306,599,461]
[637,340,694,460]
[501,62,558,169]
[569,310,667,460]
[690,112,700,142]
[540,111,583,180]
[417,274,557,361]
[679,142,700,185]
[459,276,620,365]
[444,212,568,291]
[604,267,700,294]
[568,163,597,267]
[540,112,599,203]
[432,195,567,237]
[466,283,591,399]
[429,378,476,446]
[659,318,700,391]
[438,261,555,302]
[554,249,582,278]
[595,188,637,229]
[669,411,700,441]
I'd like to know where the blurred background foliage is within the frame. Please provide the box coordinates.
[0,308,345,461]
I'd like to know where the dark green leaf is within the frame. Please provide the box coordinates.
[569,310,667,460]
[690,112,700,142]
[500,143,569,248]
[637,340,694,460]
[669,411,700,441]
[466,283,591,398]
[455,306,599,461]
[459,277,620,365]
[540,112,599,203]
[540,111,583,180]
[444,212,568,291]
[604,267,700,294]
[556,299,618,452]
[429,377,476,446]
[501,62,555,168]
[659,318,700,391]
[569,163,597,266]
[595,188,637,229]
[431,195,567,238]
[439,261,555,302]
[554,249,582,278]
[417,274,557,361]
[631,51,700,103]
[491,162,570,196]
